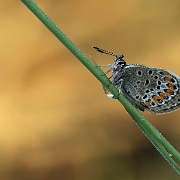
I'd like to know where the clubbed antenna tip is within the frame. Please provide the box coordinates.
[92,46,105,53]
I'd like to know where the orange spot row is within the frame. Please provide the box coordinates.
[164,89,173,95]
[152,95,163,103]
[159,92,166,99]
[145,88,174,107]
[167,83,175,90]
[145,99,152,106]
[164,77,173,83]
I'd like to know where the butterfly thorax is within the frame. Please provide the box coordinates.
[110,55,127,88]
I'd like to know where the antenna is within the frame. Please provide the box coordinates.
[92,46,124,58]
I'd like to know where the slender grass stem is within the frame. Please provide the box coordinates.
[21,0,180,174]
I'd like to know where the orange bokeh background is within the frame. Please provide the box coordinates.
[0,0,180,179]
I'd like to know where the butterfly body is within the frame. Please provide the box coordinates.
[93,46,180,114]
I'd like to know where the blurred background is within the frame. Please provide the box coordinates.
[0,0,180,179]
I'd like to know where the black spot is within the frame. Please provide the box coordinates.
[173,85,177,90]
[136,96,139,99]
[127,91,130,94]
[151,102,156,106]
[157,99,163,103]
[134,85,137,88]
[171,78,175,83]
[150,88,154,91]
[154,75,158,79]
[178,98,180,102]
[145,90,149,93]
[170,91,174,95]
[136,80,141,84]
[164,96,169,100]
[156,86,160,90]
[159,71,164,75]
[148,70,153,75]
[137,71,142,76]
[145,79,150,86]
[158,81,161,85]
[143,95,147,99]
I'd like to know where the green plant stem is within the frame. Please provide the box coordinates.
[21,0,180,174]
